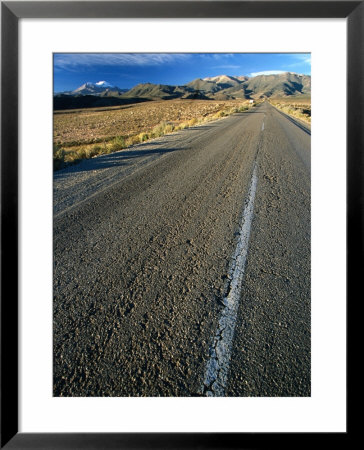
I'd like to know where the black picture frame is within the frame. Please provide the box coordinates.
[1,1,359,448]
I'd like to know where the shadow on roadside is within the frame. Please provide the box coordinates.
[54,145,183,176]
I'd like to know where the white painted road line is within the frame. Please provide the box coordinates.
[200,163,258,396]
[261,121,264,131]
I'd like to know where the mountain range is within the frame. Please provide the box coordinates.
[69,81,129,96]
[54,72,311,110]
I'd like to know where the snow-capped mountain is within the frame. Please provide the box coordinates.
[94,81,115,88]
[70,81,120,95]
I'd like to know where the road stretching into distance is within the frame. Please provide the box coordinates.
[54,102,310,397]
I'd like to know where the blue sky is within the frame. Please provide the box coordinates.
[53,53,311,93]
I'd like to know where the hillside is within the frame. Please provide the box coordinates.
[54,72,311,110]
[122,72,311,100]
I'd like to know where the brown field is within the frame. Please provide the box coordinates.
[53,99,253,169]
[269,98,311,124]
[54,99,251,146]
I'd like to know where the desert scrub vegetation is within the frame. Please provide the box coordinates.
[53,99,254,169]
[270,99,311,124]
[53,144,66,170]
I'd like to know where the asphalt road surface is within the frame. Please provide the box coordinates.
[54,102,310,397]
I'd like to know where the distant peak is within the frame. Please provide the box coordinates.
[203,75,238,82]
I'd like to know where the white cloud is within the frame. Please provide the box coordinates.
[294,54,311,64]
[54,53,190,70]
[287,54,311,67]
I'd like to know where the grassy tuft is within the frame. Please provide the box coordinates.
[109,135,126,152]
[139,132,149,143]
[53,144,66,170]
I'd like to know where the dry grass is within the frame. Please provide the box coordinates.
[53,99,254,169]
[269,98,311,124]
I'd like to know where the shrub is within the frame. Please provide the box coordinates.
[188,117,198,126]
[53,144,65,160]
[109,135,125,152]
[164,123,174,134]
[53,144,66,169]
[238,105,249,112]
[85,146,101,159]
[213,110,227,119]
[75,147,88,160]
[139,132,149,142]
[151,121,167,137]
[126,135,140,146]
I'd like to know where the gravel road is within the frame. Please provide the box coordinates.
[53,102,310,397]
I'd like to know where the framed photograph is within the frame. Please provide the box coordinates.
[1,1,359,448]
